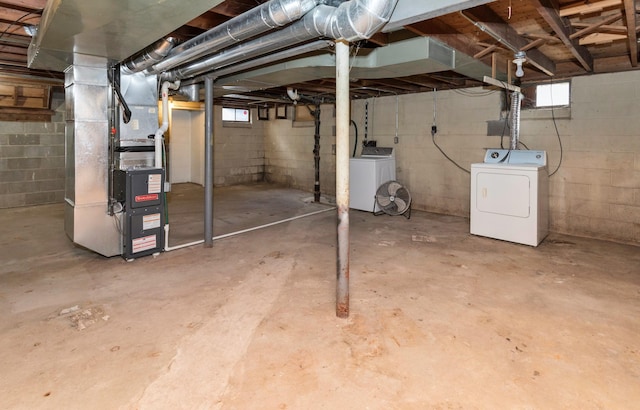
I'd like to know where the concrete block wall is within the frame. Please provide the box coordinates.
[0,95,66,208]
[213,106,266,186]
[263,104,337,196]
[534,71,640,244]
[351,90,500,216]
[263,71,638,244]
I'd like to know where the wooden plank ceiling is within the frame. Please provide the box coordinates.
[0,0,639,107]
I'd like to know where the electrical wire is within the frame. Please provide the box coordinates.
[548,78,564,177]
[432,132,470,174]
[350,119,358,157]
[0,11,39,40]
[431,88,470,174]
[349,42,362,73]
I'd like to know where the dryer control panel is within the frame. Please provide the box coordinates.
[484,149,546,166]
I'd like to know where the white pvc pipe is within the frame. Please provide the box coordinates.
[164,207,335,252]
[155,80,180,168]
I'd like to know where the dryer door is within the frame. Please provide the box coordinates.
[475,172,530,218]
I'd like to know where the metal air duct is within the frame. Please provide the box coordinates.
[122,37,176,74]
[162,0,399,81]
[147,0,320,75]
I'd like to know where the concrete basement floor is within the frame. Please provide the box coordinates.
[1,182,639,409]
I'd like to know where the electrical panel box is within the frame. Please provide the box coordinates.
[114,169,165,260]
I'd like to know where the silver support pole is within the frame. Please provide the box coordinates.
[204,76,214,247]
[335,40,350,318]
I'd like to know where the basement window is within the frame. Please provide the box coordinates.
[520,81,571,119]
[222,107,251,123]
[535,81,570,107]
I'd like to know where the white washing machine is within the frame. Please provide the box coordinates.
[470,149,549,246]
[350,147,396,212]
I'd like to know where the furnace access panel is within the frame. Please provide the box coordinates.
[114,169,165,259]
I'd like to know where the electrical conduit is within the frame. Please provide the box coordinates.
[164,207,335,251]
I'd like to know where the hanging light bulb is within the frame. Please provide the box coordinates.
[513,51,526,78]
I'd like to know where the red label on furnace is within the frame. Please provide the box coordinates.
[135,194,159,202]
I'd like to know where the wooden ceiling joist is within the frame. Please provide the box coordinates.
[0,1,43,15]
[462,6,556,76]
[622,0,638,66]
[569,13,623,39]
[406,19,484,58]
[533,0,594,72]
[579,32,628,45]
[559,0,622,17]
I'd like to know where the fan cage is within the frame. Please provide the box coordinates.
[374,180,411,218]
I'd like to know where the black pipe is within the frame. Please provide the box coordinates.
[313,106,321,202]
[350,119,358,157]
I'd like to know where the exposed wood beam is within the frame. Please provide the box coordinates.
[0,17,31,27]
[569,13,623,39]
[462,6,556,76]
[406,18,500,77]
[395,75,440,88]
[474,44,500,59]
[579,32,627,45]
[559,0,621,17]
[0,37,30,47]
[571,22,635,33]
[525,33,562,43]
[533,0,593,72]
[0,58,26,66]
[426,73,466,86]
[365,32,389,47]
[185,11,230,30]
[571,22,640,33]
[406,19,484,57]
[0,1,43,14]
[623,0,638,66]
[521,38,547,52]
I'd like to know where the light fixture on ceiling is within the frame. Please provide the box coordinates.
[513,51,526,78]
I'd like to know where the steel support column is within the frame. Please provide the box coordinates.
[335,40,350,318]
[204,76,214,247]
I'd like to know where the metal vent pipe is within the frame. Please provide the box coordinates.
[510,90,522,150]
[147,0,319,75]
[122,37,176,74]
[161,0,398,81]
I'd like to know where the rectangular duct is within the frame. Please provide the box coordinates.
[64,54,121,257]
[214,37,456,95]
[29,0,226,72]
[383,0,496,32]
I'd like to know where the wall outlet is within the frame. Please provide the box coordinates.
[331,144,336,155]
[394,137,399,144]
